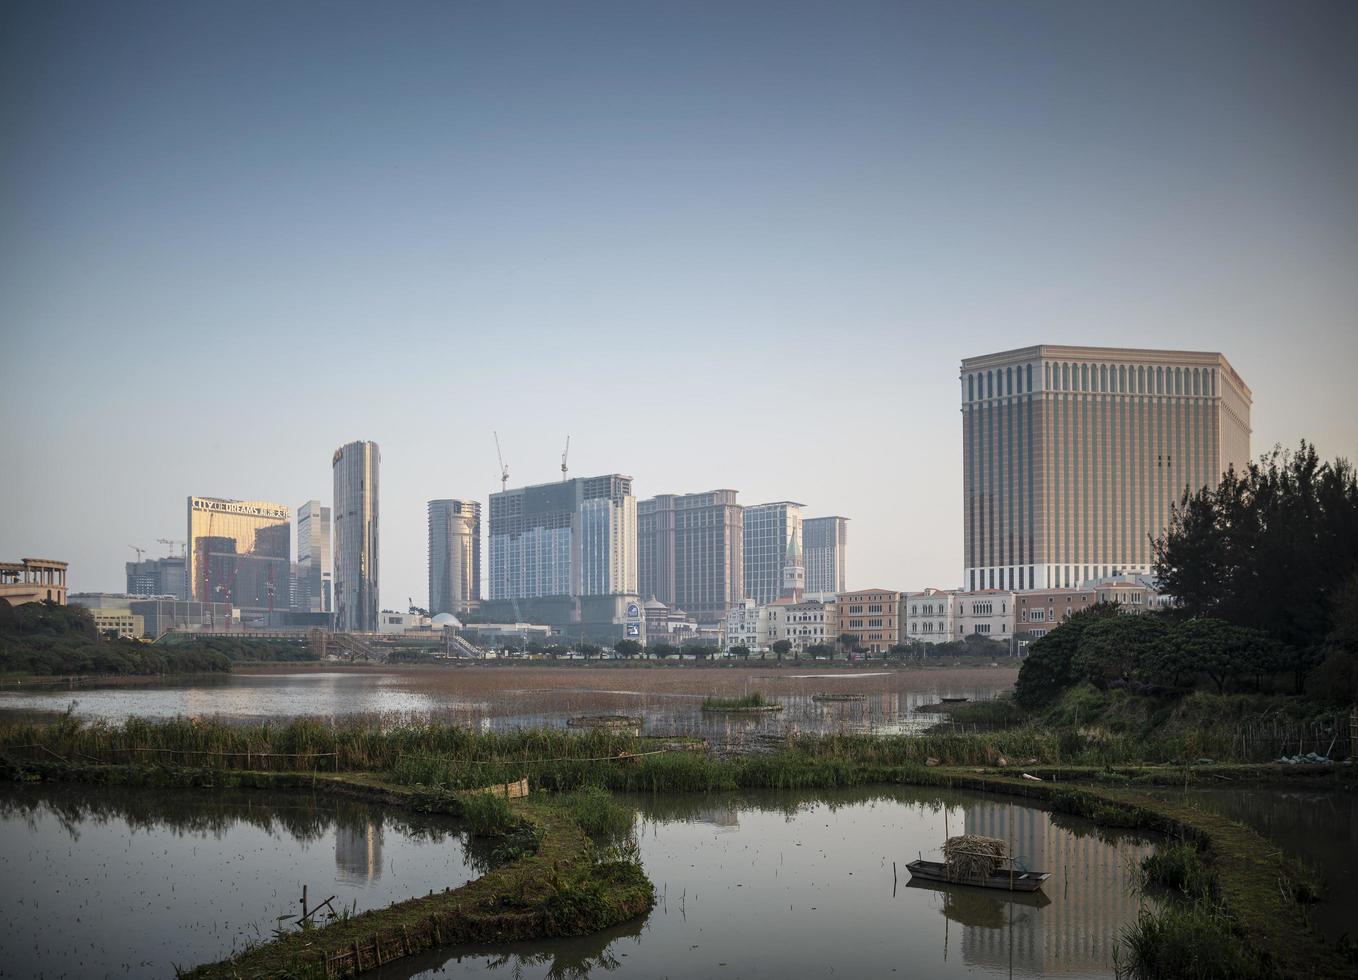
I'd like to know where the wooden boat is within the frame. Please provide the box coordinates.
[906,876,1051,909]
[905,859,1050,893]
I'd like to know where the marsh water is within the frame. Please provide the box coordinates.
[0,782,1156,980]
[0,784,481,979]
[0,667,1016,742]
[384,786,1156,980]
[1149,785,1358,945]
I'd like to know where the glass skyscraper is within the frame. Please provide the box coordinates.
[742,502,804,605]
[186,496,291,614]
[332,441,379,631]
[960,345,1251,592]
[489,474,636,602]
[428,498,481,616]
[802,516,848,595]
[295,500,332,613]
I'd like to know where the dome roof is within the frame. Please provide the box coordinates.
[431,612,461,627]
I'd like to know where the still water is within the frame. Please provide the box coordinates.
[1150,785,1358,945]
[377,786,1158,980]
[0,784,479,979]
[0,669,1013,741]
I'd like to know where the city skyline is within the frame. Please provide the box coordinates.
[3,2,1356,609]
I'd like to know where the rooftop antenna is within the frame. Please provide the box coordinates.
[494,431,509,493]
[561,434,571,482]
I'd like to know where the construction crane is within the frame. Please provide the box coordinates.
[494,431,509,493]
[560,435,571,482]
[129,545,145,563]
[157,538,185,558]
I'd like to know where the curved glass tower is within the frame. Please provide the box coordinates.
[332,440,379,631]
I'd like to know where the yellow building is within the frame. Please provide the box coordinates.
[89,608,145,639]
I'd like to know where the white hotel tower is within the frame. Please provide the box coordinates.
[960,345,1251,592]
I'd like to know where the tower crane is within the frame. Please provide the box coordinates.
[157,538,185,558]
[129,545,145,563]
[494,431,509,493]
[561,435,570,482]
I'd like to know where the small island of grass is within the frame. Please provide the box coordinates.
[700,692,783,712]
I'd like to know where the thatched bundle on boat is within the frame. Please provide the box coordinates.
[942,835,1008,880]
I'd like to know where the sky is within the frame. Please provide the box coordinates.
[2,0,1357,609]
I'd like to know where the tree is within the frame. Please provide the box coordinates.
[887,643,911,662]
[1173,618,1279,695]
[651,642,677,660]
[806,643,832,659]
[729,644,751,660]
[1311,573,1358,702]
[838,632,857,655]
[771,639,792,663]
[614,639,643,659]
[1155,443,1358,691]
[1072,615,1172,689]
[1014,603,1121,706]
[575,642,601,660]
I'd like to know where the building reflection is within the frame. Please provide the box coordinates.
[335,821,383,882]
[954,801,1150,975]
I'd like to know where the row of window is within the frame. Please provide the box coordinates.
[965,362,1218,402]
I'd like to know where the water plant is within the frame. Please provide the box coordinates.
[700,692,777,710]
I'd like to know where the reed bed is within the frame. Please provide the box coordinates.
[0,712,1314,795]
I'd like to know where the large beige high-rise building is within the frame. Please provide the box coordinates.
[961,345,1251,592]
[638,490,743,625]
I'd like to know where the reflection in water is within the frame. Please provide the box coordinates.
[960,802,1149,975]
[382,786,1155,980]
[336,821,384,881]
[0,784,475,979]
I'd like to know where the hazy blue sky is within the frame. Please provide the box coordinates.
[2,0,1356,608]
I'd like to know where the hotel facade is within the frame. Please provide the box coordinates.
[637,490,744,624]
[961,345,1251,592]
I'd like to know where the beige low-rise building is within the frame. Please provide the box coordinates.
[0,558,68,607]
[903,588,960,645]
[836,588,901,654]
[767,597,838,653]
[89,608,145,639]
[1015,588,1098,641]
[954,589,1017,646]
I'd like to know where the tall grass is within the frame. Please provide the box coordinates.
[1140,841,1219,901]
[1117,905,1272,980]
[0,709,1315,785]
